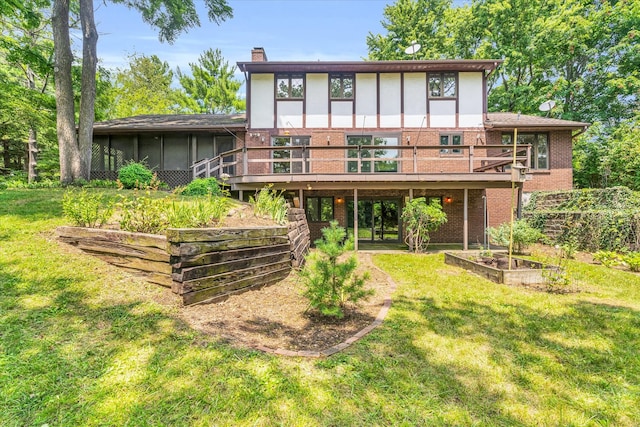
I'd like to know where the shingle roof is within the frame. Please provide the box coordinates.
[485,112,589,130]
[237,59,502,73]
[92,112,589,134]
[93,114,246,134]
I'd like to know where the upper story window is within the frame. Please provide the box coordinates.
[330,74,354,99]
[440,134,462,154]
[346,135,399,173]
[429,72,456,98]
[276,74,304,99]
[272,136,310,173]
[502,133,549,170]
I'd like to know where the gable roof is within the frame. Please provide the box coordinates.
[485,113,589,131]
[93,114,246,134]
[237,59,502,74]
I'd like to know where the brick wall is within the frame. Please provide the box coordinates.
[303,188,484,245]
[485,129,574,226]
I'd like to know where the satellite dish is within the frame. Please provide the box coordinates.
[538,100,556,112]
[404,40,421,55]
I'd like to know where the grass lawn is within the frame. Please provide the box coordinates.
[1,188,639,426]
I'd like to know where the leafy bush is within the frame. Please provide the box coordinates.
[488,219,545,254]
[166,197,230,228]
[301,221,372,318]
[593,250,624,268]
[62,190,114,228]
[622,252,640,272]
[117,161,155,189]
[118,193,168,234]
[249,185,288,224]
[178,178,223,196]
[401,197,447,252]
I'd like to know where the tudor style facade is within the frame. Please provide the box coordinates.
[91,47,588,249]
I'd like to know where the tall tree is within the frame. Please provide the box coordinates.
[366,0,638,122]
[107,53,180,118]
[51,0,232,183]
[0,0,55,182]
[176,48,245,114]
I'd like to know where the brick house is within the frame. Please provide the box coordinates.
[91,47,588,249]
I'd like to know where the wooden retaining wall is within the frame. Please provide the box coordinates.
[57,209,311,306]
[288,207,310,268]
[167,227,292,305]
[56,226,172,287]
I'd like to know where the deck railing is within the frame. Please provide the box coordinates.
[191,144,531,180]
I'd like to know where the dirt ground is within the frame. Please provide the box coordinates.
[174,252,392,352]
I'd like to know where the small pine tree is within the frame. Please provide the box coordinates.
[301,221,373,318]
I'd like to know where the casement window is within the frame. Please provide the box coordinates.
[346,135,399,173]
[272,136,309,173]
[502,133,549,169]
[330,74,354,99]
[276,74,304,99]
[306,197,334,222]
[440,134,462,154]
[428,72,456,98]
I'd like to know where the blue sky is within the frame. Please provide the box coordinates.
[93,0,391,73]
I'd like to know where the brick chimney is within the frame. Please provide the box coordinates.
[251,47,268,62]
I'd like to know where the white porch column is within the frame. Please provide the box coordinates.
[354,188,359,252]
[463,188,469,250]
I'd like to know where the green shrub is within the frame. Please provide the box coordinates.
[401,197,447,253]
[301,221,372,318]
[118,193,168,234]
[593,250,624,268]
[488,219,545,254]
[249,185,288,224]
[166,197,230,228]
[622,252,640,272]
[117,161,155,189]
[62,190,114,228]
[178,178,223,196]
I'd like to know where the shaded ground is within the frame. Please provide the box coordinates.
[171,253,391,352]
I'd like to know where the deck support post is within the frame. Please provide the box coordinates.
[354,188,358,251]
[463,188,469,251]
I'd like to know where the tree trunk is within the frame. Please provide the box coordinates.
[26,66,38,183]
[1,139,10,170]
[52,0,79,184]
[27,128,37,183]
[78,0,98,181]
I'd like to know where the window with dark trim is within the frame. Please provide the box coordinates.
[429,72,456,98]
[440,134,462,154]
[502,133,549,170]
[306,197,334,222]
[330,74,354,99]
[346,135,399,173]
[276,74,304,99]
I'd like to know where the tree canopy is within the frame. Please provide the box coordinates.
[368,0,640,189]
[176,48,245,114]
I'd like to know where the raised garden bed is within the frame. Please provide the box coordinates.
[57,208,310,306]
[444,251,558,286]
